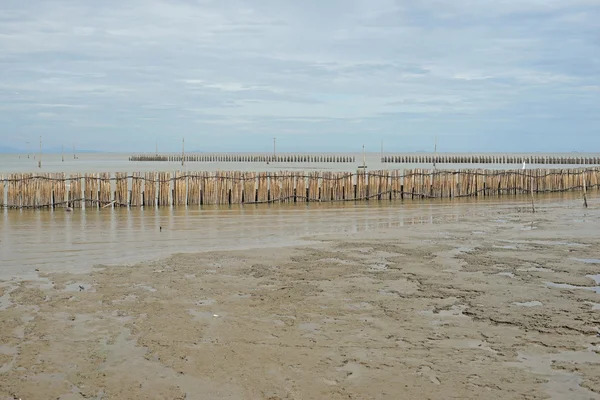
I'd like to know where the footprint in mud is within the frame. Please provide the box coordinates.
[337,360,361,380]
[417,365,441,385]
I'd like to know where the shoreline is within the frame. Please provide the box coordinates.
[1,196,600,399]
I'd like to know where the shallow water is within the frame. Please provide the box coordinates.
[0,191,596,280]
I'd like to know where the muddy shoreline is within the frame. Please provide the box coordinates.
[1,197,600,399]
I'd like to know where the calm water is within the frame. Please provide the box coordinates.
[1,152,598,174]
[0,191,591,280]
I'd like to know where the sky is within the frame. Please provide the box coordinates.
[0,0,599,153]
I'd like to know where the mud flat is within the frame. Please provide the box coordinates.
[1,196,600,399]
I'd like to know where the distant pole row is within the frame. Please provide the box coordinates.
[382,155,600,165]
[129,154,356,163]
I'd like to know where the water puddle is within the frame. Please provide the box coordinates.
[419,305,468,318]
[441,339,497,354]
[299,323,320,333]
[112,294,138,304]
[319,257,352,265]
[493,245,518,250]
[0,285,16,310]
[456,247,474,253]
[63,282,95,292]
[133,284,157,292]
[195,299,216,306]
[506,348,600,400]
[587,302,600,311]
[570,258,600,264]
[367,263,388,272]
[497,272,515,278]
[513,301,543,307]
[0,345,18,355]
[545,282,600,294]
[188,310,220,321]
[518,266,554,273]
[347,302,374,310]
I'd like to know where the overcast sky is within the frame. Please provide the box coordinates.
[1,0,598,153]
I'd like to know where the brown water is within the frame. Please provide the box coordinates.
[1,152,598,174]
[0,191,591,280]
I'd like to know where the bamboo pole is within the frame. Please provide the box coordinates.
[70,173,82,208]
[0,175,4,207]
[131,172,142,206]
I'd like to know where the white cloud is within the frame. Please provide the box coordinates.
[0,0,598,151]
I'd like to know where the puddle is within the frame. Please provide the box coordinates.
[368,263,388,272]
[587,274,600,284]
[517,267,554,273]
[545,282,600,294]
[456,247,474,253]
[587,302,600,311]
[133,284,157,292]
[299,323,320,333]
[419,305,468,318]
[0,286,16,310]
[518,240,587,247]
[336,361,361,380]
[441,339,497,354]
[188,310,220,321]
[472,231,486,235]
[112,294,138,304]
[493,245,518,250]
[26,278,55,290]
[506,349,600,400]
[195,299,216,306]
[493,219,508,223]
[513,301,543,307]
[319,258,352,265]
[571,258,600,264]
[0,345,18,355]
[347,302,374,310]
[497,272,515,278]
[63,282,95,292]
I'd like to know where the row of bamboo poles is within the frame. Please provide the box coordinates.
[129,154,356,163]
[382,155,600,165]
[1,168,598,209]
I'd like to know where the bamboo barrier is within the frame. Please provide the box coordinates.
[382,155,600,165]
[129,153,356,163]
[1,168,599,209]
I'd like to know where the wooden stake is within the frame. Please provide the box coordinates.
[583,172,588,208]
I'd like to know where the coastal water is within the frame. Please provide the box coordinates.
[1,152,598,174]
[0,191,592,280]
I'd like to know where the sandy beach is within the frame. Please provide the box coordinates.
[1,196,600,399]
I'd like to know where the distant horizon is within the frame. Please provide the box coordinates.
[1,147,598,156]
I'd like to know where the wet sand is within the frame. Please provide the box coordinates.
[1,195,600,399]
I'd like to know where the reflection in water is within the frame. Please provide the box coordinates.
[0,191,591,279]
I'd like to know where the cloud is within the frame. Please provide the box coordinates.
[0,0,598,152]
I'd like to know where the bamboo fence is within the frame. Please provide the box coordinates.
[0,168,598,209]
